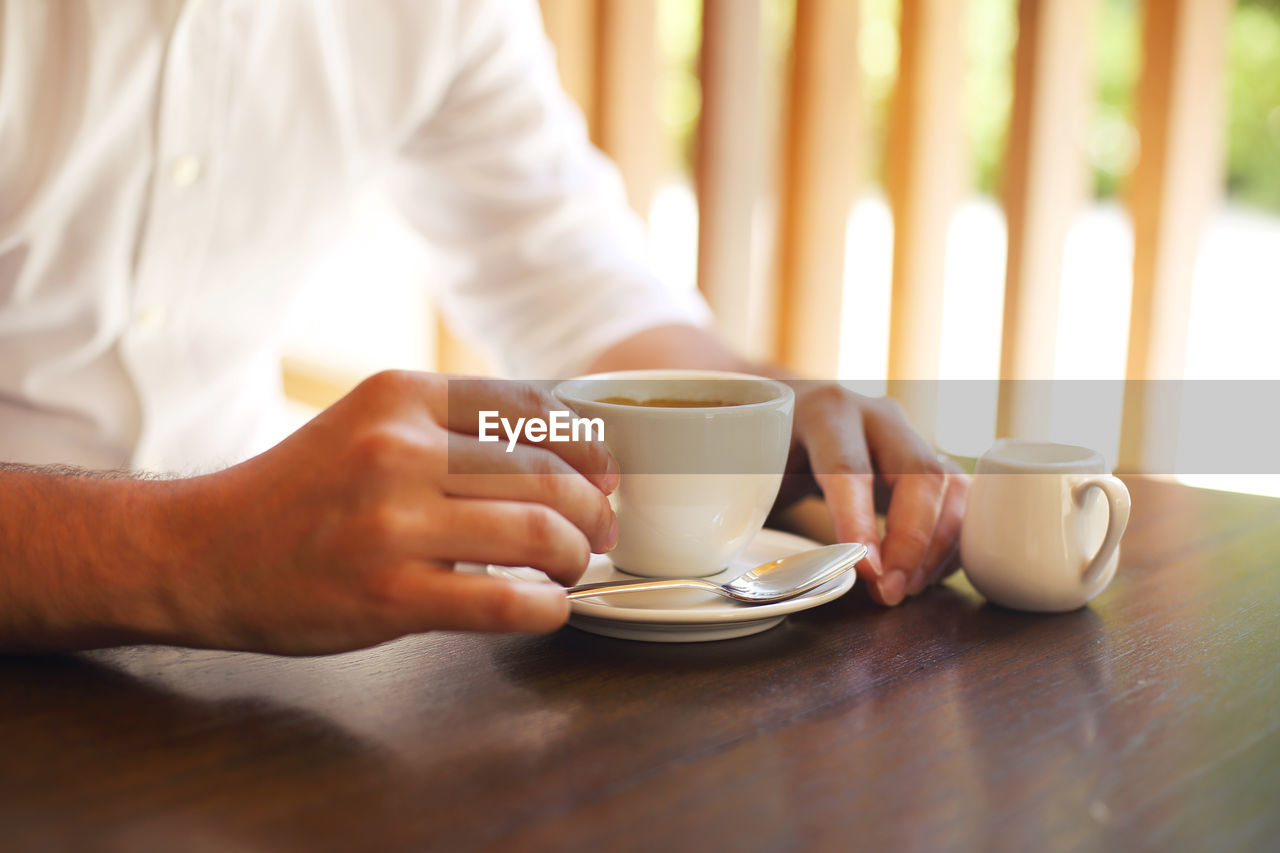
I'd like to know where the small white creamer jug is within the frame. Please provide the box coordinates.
[960,440,1131,612]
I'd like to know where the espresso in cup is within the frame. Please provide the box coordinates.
[555,371,794,578]
[595,396,735,408]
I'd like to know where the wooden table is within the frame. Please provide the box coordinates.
[2,478,1277,851]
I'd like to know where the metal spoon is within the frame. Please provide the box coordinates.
[566,542,868,604]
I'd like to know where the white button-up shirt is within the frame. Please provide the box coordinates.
[0,0,707,472]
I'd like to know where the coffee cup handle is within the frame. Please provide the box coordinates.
[1074,475,1132,587]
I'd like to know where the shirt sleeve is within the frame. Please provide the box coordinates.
[384,0,711,379]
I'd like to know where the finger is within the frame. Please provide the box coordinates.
[443,438,617,553]
[792,389,895,603]
[861,400,949,597]
[881,471,948,597]
[919,465,968,590]
[816,470,901,605]
[862,398,945,486]
[384,567,569,634]
[426,498,593,586]
[433,377,618,493]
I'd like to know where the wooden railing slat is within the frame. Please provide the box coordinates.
[281,357,362,410]
[435,317,492,377]
[1119,0,1231,472]
[996,0,1098,439]
[886,0,969,432]
[597,0,660,217]
[539,0,601,130]
[775,0,861,376]
[696,0,765,357]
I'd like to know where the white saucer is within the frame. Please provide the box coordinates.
[487,528,855,642]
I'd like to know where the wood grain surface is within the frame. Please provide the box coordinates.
[1,478,1277,852]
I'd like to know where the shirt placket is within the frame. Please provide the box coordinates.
[125,0,225,471]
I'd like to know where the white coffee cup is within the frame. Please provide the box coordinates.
[959,439,1131,612]
[553,370,794,578]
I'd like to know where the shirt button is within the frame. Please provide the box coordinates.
[136,305,168,331]
[169,154,203,187]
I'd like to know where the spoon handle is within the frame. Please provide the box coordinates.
[566,577,726,600]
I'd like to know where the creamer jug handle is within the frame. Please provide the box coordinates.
[1074,475,1131,587]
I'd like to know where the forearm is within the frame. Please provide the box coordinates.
[586,324,808,396]
[586,323,762,375]
[0,466,186,651]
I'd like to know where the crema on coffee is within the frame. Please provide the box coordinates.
[595,397,736,408]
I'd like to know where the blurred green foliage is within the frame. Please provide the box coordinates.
[1089,0,1141,199]
[656,0,1280,213]
[1228,0,1280,210]
[656,0,702,169]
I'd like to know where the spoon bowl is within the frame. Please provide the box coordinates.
[566,543,868,604]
